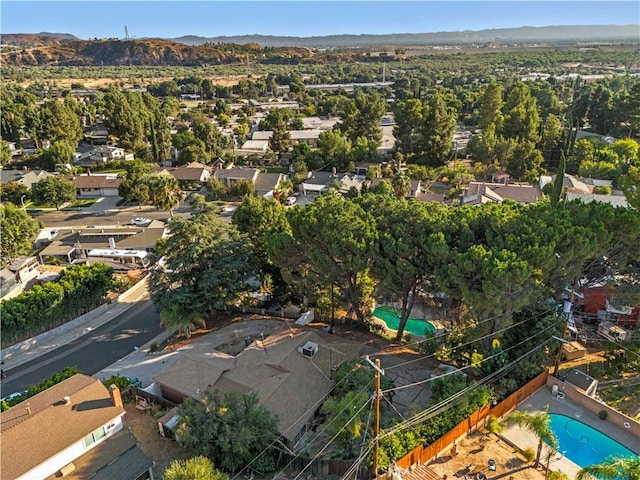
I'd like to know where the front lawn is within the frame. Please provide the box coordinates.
[65,198,100,209]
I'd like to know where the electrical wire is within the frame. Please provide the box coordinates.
[229,361,372,480]
[383,316,562,394]
[381,338,555,438]
[376,305,559,372]
[292,397,373,480]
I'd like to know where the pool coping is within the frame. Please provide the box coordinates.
[372,305,436,338]
[501,386,639,478]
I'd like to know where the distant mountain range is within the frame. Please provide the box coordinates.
[169,25,640,47]
[1,24,638,67]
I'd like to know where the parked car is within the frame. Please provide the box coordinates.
[285,196,297,206]
[130,217,152,227]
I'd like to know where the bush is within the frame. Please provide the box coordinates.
[101,374,141,391]
[598,409,609,420]
[486,415,503,434]
[594,185,612,195]
[522,447,536,463]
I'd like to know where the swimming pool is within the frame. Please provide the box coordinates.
[548,413,637,469]
[373,306,436,337]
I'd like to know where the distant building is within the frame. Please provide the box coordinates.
[461,181,541,206]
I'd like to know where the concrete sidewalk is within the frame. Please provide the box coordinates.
[1,277,151,371]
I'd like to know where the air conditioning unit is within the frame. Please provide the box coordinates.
[298,341,319,358]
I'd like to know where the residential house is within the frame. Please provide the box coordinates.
[239,139,269,154]
[366,177,422,198]
[251,130,323,148]
[38,224,167,267]
[213,167,261,189]
[74,143,96,164]
[254,172,285,197]
[0,168,55,189]
[0,374,153,480]
[249,100,299,111]
[152,326,362,449]
[301,116,340,130]
[0,256,41,300]
[461,181,541,206]
[160,162,211,188]
[539,174,629,208]
[575,285,639,327]
[212,167,284,197]
[89,145,134,164]
[299,171,365,197]
[68,174,122,197]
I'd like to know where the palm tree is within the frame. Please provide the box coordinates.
[160,302,206,339]
[576,456,640,480]
[506,408,558,469]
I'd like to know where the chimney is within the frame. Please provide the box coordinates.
[63,396,71,405]
[332,166,337,176]
[87,169,92,176]
[26,403,31,414]
[108,237,116,250]
[109,384,123,408]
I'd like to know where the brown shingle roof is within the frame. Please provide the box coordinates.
[0,374,125,479]
[68,175,122,189]
[154,327,362,444]
[161,166,209,181]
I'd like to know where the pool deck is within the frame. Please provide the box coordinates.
[501,386,639,478]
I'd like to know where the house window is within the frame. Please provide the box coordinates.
[83,426,107,448]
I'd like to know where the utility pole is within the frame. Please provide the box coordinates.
[553,286,583,376]
[366,356,384,477]
[329,284,335,334]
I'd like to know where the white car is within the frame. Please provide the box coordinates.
[285,196,297,206]
[131,217,152,227]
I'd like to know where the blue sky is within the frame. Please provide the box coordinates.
[2,1,638,39]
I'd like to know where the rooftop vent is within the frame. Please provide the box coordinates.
[298,341,318,358]
[63,396,71,405]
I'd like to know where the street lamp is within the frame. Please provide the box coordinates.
[20,194,26,209]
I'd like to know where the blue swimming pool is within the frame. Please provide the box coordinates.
[548,413,637,469]
[373,306,436,337]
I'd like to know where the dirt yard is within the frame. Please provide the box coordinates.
[125,403,191,478]
[426,431,548,480]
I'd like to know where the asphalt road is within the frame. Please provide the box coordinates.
[29,208,185,228]
[1,300,162,398]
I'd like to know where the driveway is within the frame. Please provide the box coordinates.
[86,196,122,212]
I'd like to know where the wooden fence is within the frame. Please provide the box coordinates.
[276,450,367,479]
[389,370,549,473]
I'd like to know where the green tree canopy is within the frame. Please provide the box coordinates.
[576,456,640,480]
[0,203,40,266]
[31,176,76,210]
[149,211,258,316]
[176,390,278,473]
[164,456,229,480]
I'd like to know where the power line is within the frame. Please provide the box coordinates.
[230,361,372,480]
[383,317,561,394]
[292,398,373,480]
[380,305,559,372]
[381,338,555,438]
